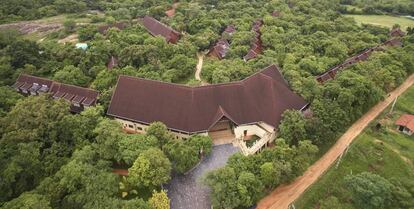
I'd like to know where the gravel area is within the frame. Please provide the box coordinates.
[166,144,239,209]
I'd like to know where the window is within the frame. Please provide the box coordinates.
[128,124,133,128]
[244,130,247,136]
[137,127,142,130]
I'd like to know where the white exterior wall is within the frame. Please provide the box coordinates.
[234,123,271,139]
[115,118,208,139]
[402,127,413,136]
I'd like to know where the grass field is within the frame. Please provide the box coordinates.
[345,14,414,30]
[18,12,105,41]
[294,85,414,209]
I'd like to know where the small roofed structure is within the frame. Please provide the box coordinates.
[272,11,282,17]
[395,114,414,136]
[316,37,403,84]
[107,56,118,70]
[50,83,99,113]
[384,38,403,47]
[165,1,179,17]
[208,25,237,59]
[208,39,230,59]
[390,27,406,37]
[12,74,99,113]
[98,22,127,35]
[142,16,180,44]
[244,19,263,61]
[224,25,236,35]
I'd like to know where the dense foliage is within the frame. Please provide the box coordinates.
[339,0,414,15]
[205,140,318,209]
[0,96,211,207]
[0,0,414,208]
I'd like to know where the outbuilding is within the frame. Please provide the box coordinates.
[395,114,414,136]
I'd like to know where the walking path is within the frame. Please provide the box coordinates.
[195,53,208,86]
[257,73,414,209]
[166,144,239,209]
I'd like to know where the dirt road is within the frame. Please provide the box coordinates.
[195,53,209,86]
[257,73,414,209]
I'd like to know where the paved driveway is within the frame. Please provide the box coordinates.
[166,144,239,209]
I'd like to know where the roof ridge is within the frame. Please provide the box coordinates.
[58,82,99,94]
[119,64,279,89]
[144,16,179,34]
[21,73,54,83]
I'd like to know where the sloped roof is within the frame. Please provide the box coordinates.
[209,39,230,59]
[107,65,307,133]
[224,25,236,34]
[316,37,403,83]
[142,16,180,43]
[50,83,99,107]
[390,28,405,37]
[13,74,99,113]
[396,114,414,132]
[244,19,263,61]
[12,74,54,92]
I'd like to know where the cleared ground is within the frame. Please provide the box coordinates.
[345,14,414,30]
[0,12,103,41]
[294,85,414,209]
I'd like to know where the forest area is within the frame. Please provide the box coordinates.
[1,0,414,209]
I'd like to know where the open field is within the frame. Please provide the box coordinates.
[345,14,414,30]
[0,12,103,41]
[294,85,414,209]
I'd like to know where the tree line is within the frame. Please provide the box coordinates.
[0,0,414,208]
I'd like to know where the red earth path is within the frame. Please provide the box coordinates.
[257,73,414,209]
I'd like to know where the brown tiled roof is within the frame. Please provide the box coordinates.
[208,25,237,59]
[396,114,414,132]
[316,37,403,83]
[224,25,236,34]
[390,28,405,37]
[208,39,230,59]
[107,65,307,133]
[142,16,180,43]
[244,19,263,61]
[50,82,99,108]
[12,74,54,94]
[384,38,403,47]
[13,74,99,113]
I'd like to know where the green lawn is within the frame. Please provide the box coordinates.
[295,85,414,209]
[345,14,414,30]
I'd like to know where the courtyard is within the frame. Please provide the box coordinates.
[166,144,240,209]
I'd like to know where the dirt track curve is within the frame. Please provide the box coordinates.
[257,73,414,209]
[195,53,204,81]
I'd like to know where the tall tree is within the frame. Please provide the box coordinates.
[148,190,170,209]
[345,172,393,209]
[128,148,172,189]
